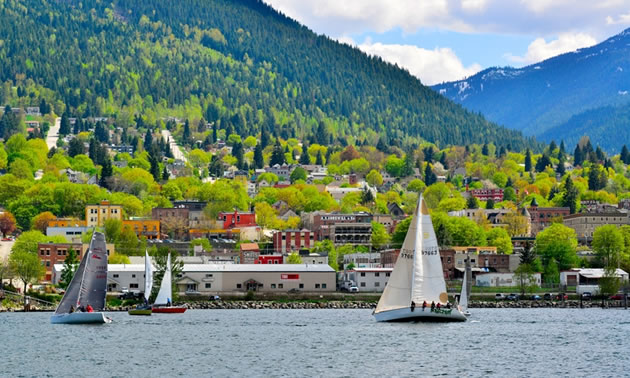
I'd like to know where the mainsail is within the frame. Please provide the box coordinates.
[375,195,448,314]
[154,253,172,305]
[459,261,469,311]
[144,250,153,302]
[54,232,108,314]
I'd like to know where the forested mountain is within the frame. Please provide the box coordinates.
[433,28,630,150]
[0,0,533,149]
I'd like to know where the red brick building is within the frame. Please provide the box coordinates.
[468,188,504,202]
[239,243,260,264]
[255,255,284,264]
[219,210,257,229]
[312,212,372,246]
[527,199,570,234]
[273,229,315,253]
[38,243,84,281]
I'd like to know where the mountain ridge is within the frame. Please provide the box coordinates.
[433,27,630,150]
[0,0,535,149]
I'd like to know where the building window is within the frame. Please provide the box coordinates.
[375,282,380,287]
[46,261,50,267]
[278,284,283,289]
[322,283,326,289]
[237,284,242,289]
[271,284,276,289]
[360,282,366,287]
[130,283,138,289]
[206,274,213,278]
[315,284,320,289]
[375,272,380,277]
[205,283,212,289]
[386,272,391,277]
[360,272,366,277]
[113,274,119,278]
[132,274,136,278]
[299,283,304,289]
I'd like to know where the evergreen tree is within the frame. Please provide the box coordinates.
[562,176,578,214]
[233,142,244,169]
[486,198,495,209]
[212,123,218,144]
[424,163,436,185]
[39,98,50,115]
[270,139,285,166]
[316,150,324,165]
[524,148,532,172]
[423,146,434,163]
[149,151,161,181]
[556,156,566,176]
[162,165,170,181]
[588,165,603,190]
[573,144,584,166]
[498,146,506,158]
[621,145,630,164]
[72,118,80,135]
[376,136,387,152]
[299,144,310,165]
[144,128,153,151]
[439,152,448,169]
[59,248,79,290]
[548,140,557,154]
[208,155,224,177]
[559,141,566,155]
[402,151,414,177]
[67,138,85,157]
[482,143,489,156]
[182,119,191,145]
[88,138,97,161]
[316,120,328,145]
[466,196,479,209]
[59,111,71,135]
[254,143,264,168]
[595,146,606,162]
[260,128,270,149]
[505,177,513,188]
[99,157,113,189]
[535,153,552,172]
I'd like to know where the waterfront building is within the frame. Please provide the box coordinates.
[475,272,541,287]
[85,201,123,227]
[339,268,392,292]
[310,212,373,246]
[272,229,315,253]
[527,199,570,235]
[39,242,115,282]
[560,268,629,294]
[122,219,160,240]
[563,212,630,244]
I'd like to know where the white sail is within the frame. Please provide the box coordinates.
[375,195,448,314]
[144,250,153,302]
[154,253,172,305]
[459,266,469,311]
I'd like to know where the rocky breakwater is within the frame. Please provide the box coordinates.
[108,301,377,311]
[470,300,629,309]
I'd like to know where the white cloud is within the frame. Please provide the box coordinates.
[506,33,597,64]
[355,40,481,85]
[265,0,630,37]
[606,12,630,25]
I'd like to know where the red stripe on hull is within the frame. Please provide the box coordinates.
[152,306,187,313]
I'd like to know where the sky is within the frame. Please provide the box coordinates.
[264,0,630,85]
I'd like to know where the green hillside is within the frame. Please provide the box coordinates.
[0,0,534,149]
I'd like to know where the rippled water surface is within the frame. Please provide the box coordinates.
[2,308,630,377]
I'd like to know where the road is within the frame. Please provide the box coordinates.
[46,117,61,150]
[161,129,188,162]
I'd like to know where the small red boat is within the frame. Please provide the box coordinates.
[152,305,187,314]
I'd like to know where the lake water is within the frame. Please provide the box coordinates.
[2,308,629,377]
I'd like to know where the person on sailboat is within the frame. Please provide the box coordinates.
[69,305,75,313]
[422,301,427,311]
[167,298,171,306]
[86,304,94,313]
[410,301,416,312]
[431,301,435,311]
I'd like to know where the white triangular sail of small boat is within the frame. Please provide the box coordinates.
[144,249,153,302]
[154,253,172,305]
[375,195,448,314]
[55,232,108,314]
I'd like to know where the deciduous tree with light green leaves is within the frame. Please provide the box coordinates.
[592,224,624,268]
[286,252,303,264]
[371,222,391,250]
[59,248,79,290]
[366,170,383,187]
[9,250,45,305]
[535,223,578,272]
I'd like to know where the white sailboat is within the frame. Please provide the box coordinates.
[129,250,153,315]
[373,195,467,322]
[51,232,112,324]
[152,253,186,313]
[459,257,471,317]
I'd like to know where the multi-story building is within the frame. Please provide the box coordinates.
[312,212,372,246]
[527,199,570,235]
[172,201,208,228]
[467,188,504,202]
[122,219,160,240]
[448,208,512,228]
[272,229,315,253]
[152,207,189,240]
[85,201,123,227]
[219,210,257,229]
[343,253,381,268]
[239,243,260,264]
[563,212,630,244]
[46,226,89,241]
[340,268,392,292]
[48,218,86,227]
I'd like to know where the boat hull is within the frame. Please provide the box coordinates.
[152,305,187,314]
[128,308,152,316]
[51,312,111,324]
[373,307,467,322]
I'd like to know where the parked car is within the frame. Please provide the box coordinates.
[530,295,541,300]
[555,293,568,300]
[288,288,302,294]
[543,293,552,300]
[506,293,519,301]
[495,293,506,300]
[609,294,628,300]
[119,291,141,300]
[581,292,592,300]
[349,286,359,293]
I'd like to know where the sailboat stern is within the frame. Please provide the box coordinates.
[373,307,467,322]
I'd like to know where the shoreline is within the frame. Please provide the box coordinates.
[2,299,629,312]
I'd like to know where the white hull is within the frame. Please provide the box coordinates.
[50,312,111,324]
[373,307,467,322]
